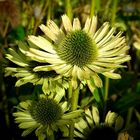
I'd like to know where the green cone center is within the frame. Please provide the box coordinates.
[56,30,97,67]
[30,99,63,125]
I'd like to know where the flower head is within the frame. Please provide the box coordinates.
[5,42,68,94]
[23,15,131,88]
[13,91,83,139]
[74,105,124,140]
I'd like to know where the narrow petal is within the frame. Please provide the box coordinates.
[85,108,94,127]
[73,18,81,30]
[75,118,89,132]
[47,20,65,44]
[102,72,121,79]
[62,15,72,32]
[28,35,56,54]
[19,121,37,129]
[52,64,72,75]
[83,17,91,33]
[33,65,54,72]
[39,24,57,42]
[91,106,100,125]
[61,101,68,112]
[97,27,115,47]
[62,110,83,119]
[92,73,103,87]
[89,16,97,36]
[99,37,125,52]
[6,54,28,67]
[93,22,110,43]
[29,48,59,59]
[54,88,65,103]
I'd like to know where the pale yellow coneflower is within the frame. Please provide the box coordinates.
[13,92,83,139]
[15,15,131,88]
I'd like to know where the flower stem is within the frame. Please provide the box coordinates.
[47,133,55,140]
[103,77,109,119]
[104,77,109,102]
[71,86,80,111]
[125,107,133,128]
[69,85,80,140]
[111,0,118,26]
[90,0,95,17]
[65,0,73,21]
[90,0,100,17]
[68,80,72,100]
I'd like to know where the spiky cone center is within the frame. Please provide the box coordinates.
[29,99,63,125]
[56,30,98,67]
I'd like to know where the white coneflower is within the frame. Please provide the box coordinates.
[24,14,130,88]
[13,92,83,139]
[5,42,68,94]
[74,105,124,140]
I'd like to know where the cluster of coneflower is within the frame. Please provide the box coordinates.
[5,14,132,140]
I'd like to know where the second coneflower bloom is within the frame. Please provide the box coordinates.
[13,92,83,139]
[24,15,130,88]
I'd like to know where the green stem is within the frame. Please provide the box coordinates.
[103,77,109,119]
[47,133,55,140]
[68,80,72,100]
[47,0,52,21]
[65,0,73,21]
[104,77,109,102]
[125,107,133,128]
[69,85,80,140]
[71,86,80,111]
[90,0,100,17]
[111,0,119,26]
[90,0,95,17]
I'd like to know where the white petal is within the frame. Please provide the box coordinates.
[73,18,81,30]
[72,65,79,79]
[85,108,94,127]
[26,51,63,64]
[102,72,121,79]
[19,122,37,129]
[75,118,89,132]
[52,64,72,75]
[98,55,131,63]
[92,61,124,68]
[99,44,129,58]
[99,37,125,52]
[62,15,72,32]
[97,27,115,47]
[54,88,65,102]
[93,22,110,43]
[83,17,91,33]
[28,35,56,54]
[91,106,100,124]
[92,73,103,87]
[29,48,59,59]
[33,65,54,72]
[47,20,60,34]
[87,64,109,73]
[6,54,28,67]
[61,101,68,112]
[39,24,57,42]
[89,16,97,36]
[47,20,65,44]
